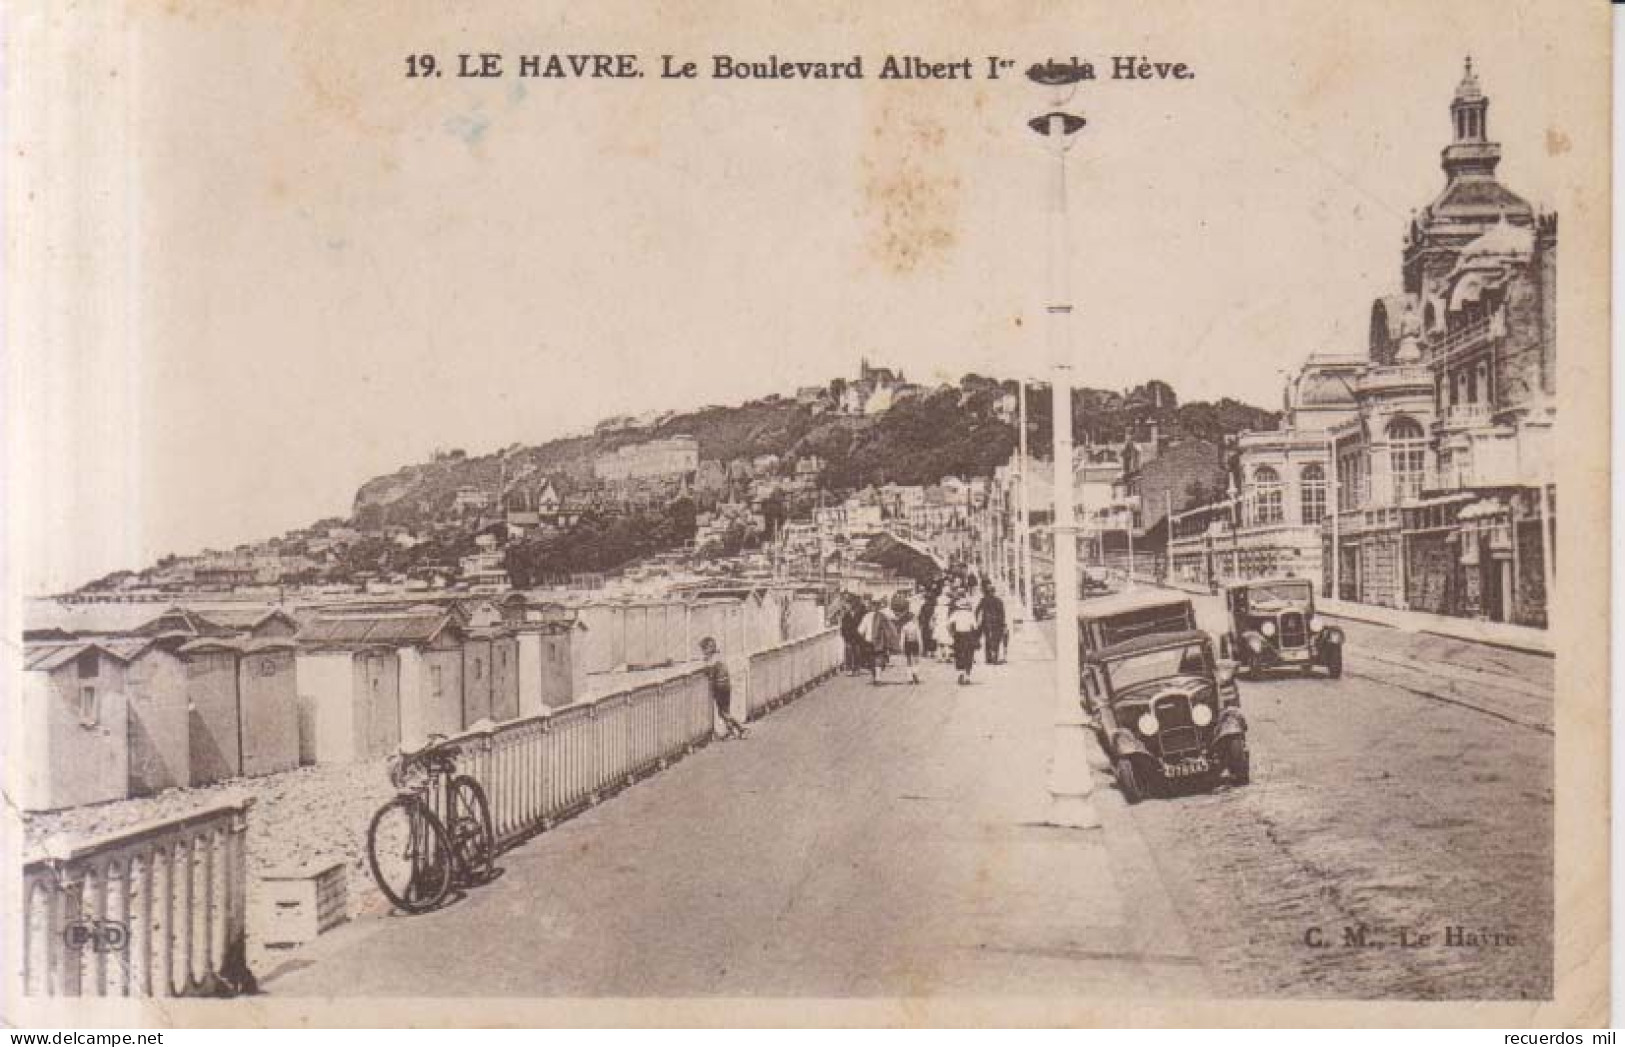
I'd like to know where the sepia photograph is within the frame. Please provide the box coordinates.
[1,0,1611,1030]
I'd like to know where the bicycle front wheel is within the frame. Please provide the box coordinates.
[367,796,453,914]
[447,775,495,886]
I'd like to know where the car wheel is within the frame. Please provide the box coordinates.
[1226,738,1251,786]
[1325,647,1343,679]
[1114,758,1143,805]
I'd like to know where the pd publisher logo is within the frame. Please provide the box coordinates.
[62,917,128,953]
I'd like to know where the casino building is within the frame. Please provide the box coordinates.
[1174,60,1556,627]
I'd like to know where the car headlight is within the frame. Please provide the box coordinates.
[1245,634,1263,653]
[1137,712,1159,736]
[1191,703,1214,727]
[1260,621,1276,637]
[1326,631,1342,645]
[1309,615,1324,631]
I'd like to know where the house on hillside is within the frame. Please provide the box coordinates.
[694,460,729,499]
[795,385,831,412]
[837,359,909,416]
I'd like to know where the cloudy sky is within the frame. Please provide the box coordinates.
[9,1,1599,594]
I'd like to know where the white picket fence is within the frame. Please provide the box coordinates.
[444,627,842,847]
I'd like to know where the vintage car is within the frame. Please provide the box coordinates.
[1218,577,1344,678]
[1076,589,1199,663]
[1082,628,1248,802]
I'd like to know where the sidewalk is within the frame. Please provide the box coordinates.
[1130,577,1550,657]
[264,616,1204,997]
[1316,596,1551,656]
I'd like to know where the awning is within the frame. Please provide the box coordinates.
[1411,492,1475,508]
[1456,498,1509,522]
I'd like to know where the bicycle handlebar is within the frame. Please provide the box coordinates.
[388,736,463,788]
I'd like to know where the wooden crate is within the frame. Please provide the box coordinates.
[259,861,348,947]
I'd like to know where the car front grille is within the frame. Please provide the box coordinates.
[1150,691,1209,759]
[1279,611,1307,648]
[1153,696,1194,730]
[1158,726,1200,757]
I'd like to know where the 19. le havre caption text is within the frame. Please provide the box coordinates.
[403,53,1195,82]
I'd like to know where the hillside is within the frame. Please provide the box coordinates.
[352,375,1278,530]
[73,371,1279,594]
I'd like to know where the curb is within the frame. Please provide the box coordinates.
[1136,581,1553,659]
[1319,606,1553,659]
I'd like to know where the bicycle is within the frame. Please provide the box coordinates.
[366,734,495,914]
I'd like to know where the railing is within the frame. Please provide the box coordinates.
[20,800,253,998]
[446,669,714,848]
[1441,402,1492,429]
[1432,315,1498,364]
[572,594,825,679]
[744,627,843,720]
[447,627,842,848]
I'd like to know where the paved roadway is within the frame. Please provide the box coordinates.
[265,628,1208,998]
[266,593,1551,1001]
[1110,592,1553,1000]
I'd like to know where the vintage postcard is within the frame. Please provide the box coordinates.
[1,0,1610,1028]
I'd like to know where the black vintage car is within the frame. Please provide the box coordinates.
[1075,589,1199,661]
[1082,628,1249,803]
[1218,577,1344,679]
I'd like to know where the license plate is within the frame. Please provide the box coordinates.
[1279,648,1309,661]
[1164,757,1210,779]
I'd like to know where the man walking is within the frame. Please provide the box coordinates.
[977,583,1008,665]
[839,594,864,675]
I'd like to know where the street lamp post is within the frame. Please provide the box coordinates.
[1015,377,1033,620]
[1028,59,1099,830]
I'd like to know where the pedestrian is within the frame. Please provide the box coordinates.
[919,583,939,657]
[947,596,980,685]
[978,583,1008,665]
[839,594,864,675]
[899,609,923,684]
[699,636,748,739]
[862,597,902,685]
[932,593,954,662]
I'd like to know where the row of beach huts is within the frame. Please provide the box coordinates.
[17,588,827,813]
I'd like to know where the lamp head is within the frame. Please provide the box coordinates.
[1027,112,1087,137]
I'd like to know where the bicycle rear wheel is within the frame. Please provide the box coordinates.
[447,775,495,886]
[367,796,453,914]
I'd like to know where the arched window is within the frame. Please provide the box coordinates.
[1252,466,1283,525]
[1388,417,1427,503]
[1300,464,1327,525]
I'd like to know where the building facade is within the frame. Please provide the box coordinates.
[593,435,701,483]
[1204,61,1556,626]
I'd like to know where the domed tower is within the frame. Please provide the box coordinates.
[1402,59,1534,316]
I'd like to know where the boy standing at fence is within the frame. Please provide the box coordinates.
[700,636,749,740]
